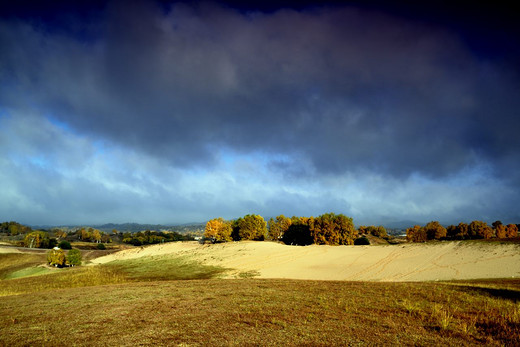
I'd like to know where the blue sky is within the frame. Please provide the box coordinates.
[1,1,519,226]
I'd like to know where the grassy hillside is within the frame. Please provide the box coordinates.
[0,249,519,345]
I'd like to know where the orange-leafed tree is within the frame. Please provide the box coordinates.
[423,221,447,240]
[506,224,519,238]
[469,220,494,239]
[406,225,426,242]
[493,221,507,239]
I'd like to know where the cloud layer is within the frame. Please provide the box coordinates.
[1,1,519,225]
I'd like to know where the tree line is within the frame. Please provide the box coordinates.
[204,213,388,246]
[406,220,519,242]
[121,230,194,246]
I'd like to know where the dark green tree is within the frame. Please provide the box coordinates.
[282,217,313,245]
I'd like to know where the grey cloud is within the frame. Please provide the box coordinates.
[1,1,519,180]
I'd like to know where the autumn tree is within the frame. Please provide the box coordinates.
[406,225,426,242]
[233,215,267,241]
[506,224,519,238]
[204,218,232,242]
[493,221,507,239]
[101,233,112,243]
[423,221,447,240]
[469,221,494,239]
[362,225,387,238]
[24,231,51,248]
[47,248,66,267]
[54,230,67,240]
[309,213,357,245]
[92,229,102,243]
[267,215,292,241]
[1,221,32,236]
[78,228,91,241]
[447,222,469,240]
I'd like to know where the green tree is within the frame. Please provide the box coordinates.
[234,215,267,241]
[267,215,292,241]
[66,249,82,266]
[310,213,357,245]
[282,217,313,245]
[58,240,72,250]
[47,248,66,267]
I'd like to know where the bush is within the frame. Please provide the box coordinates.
[354,237,370,245]
[58,240,72,250]
[96,243,106,250]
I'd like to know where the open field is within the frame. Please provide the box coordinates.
[1,278,519,346]
[1,241,519,345]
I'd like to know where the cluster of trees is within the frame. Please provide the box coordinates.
[75,228,112,243]
[406,220,519,242]
[204,213,380,246]
[0,221,32,235]
[121,230,194,246]
[23,231,57,249]
[47,248,82,267]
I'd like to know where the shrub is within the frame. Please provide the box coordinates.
[58,240,72,250]
[96,243,106,250]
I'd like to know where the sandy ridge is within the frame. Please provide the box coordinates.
[90,241,520,282]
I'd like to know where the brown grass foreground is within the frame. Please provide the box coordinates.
[1,277,519,346]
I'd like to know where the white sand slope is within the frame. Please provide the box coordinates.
[91,241,520,281]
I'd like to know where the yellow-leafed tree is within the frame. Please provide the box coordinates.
[47,248,66,267]
[204,218,232,242]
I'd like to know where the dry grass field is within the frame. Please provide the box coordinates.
[1,242,519,346]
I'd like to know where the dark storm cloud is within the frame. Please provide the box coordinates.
[1,1,519,180]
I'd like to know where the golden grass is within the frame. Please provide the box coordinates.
[0,277,519,346]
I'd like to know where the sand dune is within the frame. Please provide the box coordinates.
[91,241,520,281]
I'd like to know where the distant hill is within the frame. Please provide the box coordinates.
[383,220,423,230]
[96,223,206,234]
[38,222,206,234]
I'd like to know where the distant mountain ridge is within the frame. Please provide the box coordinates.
[31,222,206,234]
